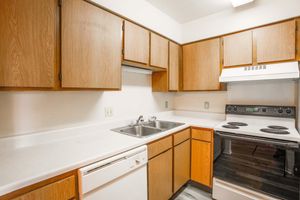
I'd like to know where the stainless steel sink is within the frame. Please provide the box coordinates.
[144,120,185,130]
[112,125,162,138]
[112,120,185,138]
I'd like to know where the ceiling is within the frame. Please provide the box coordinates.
[146,0,233,23]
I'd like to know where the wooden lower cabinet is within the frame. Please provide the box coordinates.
[191,140,212,187]
[174,139,190,192]
[0,171,78,200]
[191,128,213,188]
[10,176,76,200]
[148,149,173,200]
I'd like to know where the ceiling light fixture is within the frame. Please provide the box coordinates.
[230,0,254,7]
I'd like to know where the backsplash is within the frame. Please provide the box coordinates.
[0,76,298,138]
[0,69,173,138]
[174,79,298,113]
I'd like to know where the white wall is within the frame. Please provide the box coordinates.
[182,0,300,43]
[0,71,173,138]
[91,0,182,43]
[92,0,300,44]
[174,80,297,113]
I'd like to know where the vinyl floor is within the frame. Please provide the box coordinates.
[174,185,212,200]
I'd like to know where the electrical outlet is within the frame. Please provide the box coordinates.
[104,107,110,118]
[104,107,113,117]
[204,101,210,110]
[165,101,169,109]
[109,107,113,117]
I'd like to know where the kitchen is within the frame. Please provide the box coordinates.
[0,0,300,199]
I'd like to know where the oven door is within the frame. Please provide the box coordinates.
[213,131,300,200]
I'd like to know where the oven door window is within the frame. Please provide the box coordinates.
[214,132,300,200]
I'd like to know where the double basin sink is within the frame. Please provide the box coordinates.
[112,120,185,138]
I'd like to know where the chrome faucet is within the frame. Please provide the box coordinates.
[136,115,145,125]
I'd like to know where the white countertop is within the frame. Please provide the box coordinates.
[0,110,224,196]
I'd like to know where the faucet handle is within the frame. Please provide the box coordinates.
[149,116,157,122]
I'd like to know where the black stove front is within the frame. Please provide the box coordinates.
[214,133,300,200]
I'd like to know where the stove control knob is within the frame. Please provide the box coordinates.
[233,107,237,112]
[278,108,283,114]
[286,108,292,114]
[227,106,232,112]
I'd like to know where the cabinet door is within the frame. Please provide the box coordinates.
[61,0,122,89]
[169,42,180,91]
[297,18,300,61]
[183,38,221,91]
[223,31,253,67]
[254,20,296,63]
[0,0,57,88]
[148,149,173,200]
[150,33,169,69]
[174,139,190,192]
[191,140,212,187]
[12,176,76,200]
[123,21,149,64]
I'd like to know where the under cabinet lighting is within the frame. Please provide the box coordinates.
[230,0,254,7]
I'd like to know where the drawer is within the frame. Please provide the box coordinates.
[148,136,172,159]
[12,175,76,200]
[174,129,190,146]
[192,128,213,142]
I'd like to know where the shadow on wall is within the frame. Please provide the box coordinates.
[0,91,102,138]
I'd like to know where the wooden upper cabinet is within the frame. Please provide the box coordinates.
[169,42,180,91]
[183,38,221,91]
[61,0,122,89]
[223,31,253,67]
[123,21,149,64]
[150,33,169,69]
[0,0,57,88]
[254,20,296,63]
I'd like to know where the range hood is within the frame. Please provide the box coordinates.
[219,62,300,83]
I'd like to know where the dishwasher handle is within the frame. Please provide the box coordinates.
[79,146,147,195]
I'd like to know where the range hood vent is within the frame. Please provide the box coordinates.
[219,62,299,83]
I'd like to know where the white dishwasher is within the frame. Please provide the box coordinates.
[79,145,148,200]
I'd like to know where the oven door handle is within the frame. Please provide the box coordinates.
[215,131,299,149]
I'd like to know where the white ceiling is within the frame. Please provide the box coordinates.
[146,0,234,24]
